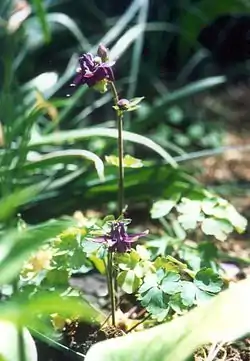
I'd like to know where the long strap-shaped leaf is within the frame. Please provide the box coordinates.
[29,128,178,167]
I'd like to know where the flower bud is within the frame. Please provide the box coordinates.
[97,44,109,62]
[117,98,130,110]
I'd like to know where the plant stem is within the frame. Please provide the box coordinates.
[126,314,151,333]
[109,81,124,216]
[117,112,124,216]
[107,251,116,326]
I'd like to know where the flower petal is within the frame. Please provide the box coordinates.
[91,236,106,243]
[125,230,149,243]
[71,73,85,86]
[79,53,94,70]
[94,66,109,82]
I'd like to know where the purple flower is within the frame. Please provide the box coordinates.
[70,51,115,91]
[94,221,148,253]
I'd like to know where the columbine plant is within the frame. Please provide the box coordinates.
[70,45,146,326]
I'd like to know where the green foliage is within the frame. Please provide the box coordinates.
[0,291,103,331]
[137,266,223,320]
[105,154,144,168]
[151,191,247,241]
[150,198,179,219]
[116,248,153,294]
[30,0,51,42]
[0,219,73,285]
[0,1,249,360]
[85,278,250,361]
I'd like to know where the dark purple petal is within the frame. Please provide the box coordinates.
[83,70,95,78]
[79,53,95,70]
[71,73,85,86]
[92,236,106,243]
[110,241,131,253]
[124,231,149,243]
[94,66,109,82]
[71,50,115,91]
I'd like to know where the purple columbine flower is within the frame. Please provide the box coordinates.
[94,221,148,253]
[70,50,115,92]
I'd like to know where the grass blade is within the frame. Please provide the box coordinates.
[25,150,105,181]
[29,128,178,167]
[30,0,51,43]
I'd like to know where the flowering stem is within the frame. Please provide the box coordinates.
[109,81,124,216]
[107,251,116,326]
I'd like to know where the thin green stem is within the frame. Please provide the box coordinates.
[126,314,151,333]
[117,112,124,216]
[109,81,124,216]
[107,251,116,326]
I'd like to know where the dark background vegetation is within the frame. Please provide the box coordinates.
[1,0,250,223]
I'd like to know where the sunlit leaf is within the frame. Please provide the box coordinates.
[177,198,203,229]
[117,270,141,294]
[201,218,233,241]
[0,321,37,361]
[105,154,144,168]
[0,292,104,329]
[0,220,73,285]
[150,199,178,219]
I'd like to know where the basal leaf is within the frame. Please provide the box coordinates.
[41,269,69,288]
[85,278,250,361]
[161,272,181,295]
[177,198,203,229]
[138,273,158,294]
[117,270,141,294]
[194,268,223,294]
[139,286,162,308]
[150,199,178,219]
[180,281,196,307]
[226,206,247,233]
[169,293,188,314]
[201,218,233,241]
